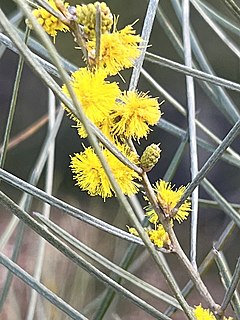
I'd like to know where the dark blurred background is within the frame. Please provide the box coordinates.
[0,1,240,319]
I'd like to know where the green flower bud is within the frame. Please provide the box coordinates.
[140,144,161,172]
[76,2,113,40]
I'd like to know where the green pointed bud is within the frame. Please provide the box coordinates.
[140,144,161,172]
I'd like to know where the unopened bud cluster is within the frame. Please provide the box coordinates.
[140,144,161,172]
[76,2,113,40]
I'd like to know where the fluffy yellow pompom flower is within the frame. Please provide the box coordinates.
[32,0,69,39]
[146,224,171,248]
[70,145,140,200]
[154,180,191,223]
[194,305,233,320]
[112,91,161,140]
[73,116,114,140]
[62,67,120,135]
[128,208,171,249]
[194,305,216,320]
[128,180,190,247]
[87,24,142,75]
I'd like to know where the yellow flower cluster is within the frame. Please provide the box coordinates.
[30,0,142,74]
[154,180,191,222]
[128,211,171,249]
[112,91,161,140]
[128,221,171,249]
[28,3,236,320]
[62,68,161,141]
[62,67,120,138]
[58,2,161,199]
[32,1,161,199]
[128,180,191,248]
[32,0,69,39]
[70,145,140,200]
[87,23,143,75]
[194,305,233,320]
[147,224,171,248]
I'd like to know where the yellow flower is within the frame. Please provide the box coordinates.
[73,116,114,140]
[194,305,233,320]
[112,91,161,140]
[96,118,115,141]
[194,305,216,320]
[126,226,139,237]
[127,210,172,248]
[70,145,140,200]
[62,67,120,135]
[146,224,171,248]
[32,0,69,39]
[146,209,159,226]
[87,23,142,75]
[127,222,170,248]
[73,122,88,139]
[154,180,191,223]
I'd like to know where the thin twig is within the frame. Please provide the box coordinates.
[145,52,240,92]
[221,257,240,314]
[141,173,218,312]
[214,250,240,318]
[196,0,240,35]
[0,28,30,168]
[0,114,48,152]
[35,0,89,60]
[222,0,240,21]
[94,3,101,65]
[191,0,240,57]
[182,0,199,266]
[165,220,236,317]
[142,68,240,162]
[25,90,56,320]
[158,0,240,124]
[34,212,181,310]
[0,168,144,246]
[0,253,88,320]
[174,119,240,211]
[129,0,159,90]
[0,191,172,320]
